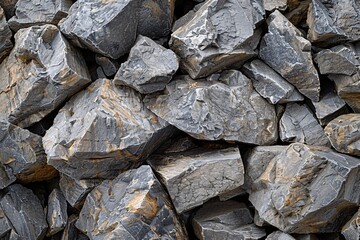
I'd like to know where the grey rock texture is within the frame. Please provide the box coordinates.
[47,189,68,236]
[0,24,91,128]
[145,70,278,145]
[0,0,18,19]
[0,208,11,238]
[169,0,263,79]
[0,6,13,63]
[76,165,187,240]
[43,79,173,180]
[114,35,179,94]
[285,0,311,26]
[266,231,296,240]
[242,59,304,104]
[341,208,360,240]
[147,147,244,213]
[260,10,320,101]
[61,215,79,240]
[324,114,360,157]
[264,0,287,11]
[219,187,247,201]
[249,143,360,233]
[279,103,330,146]
[8,0,72,32]
[95,54,119,77]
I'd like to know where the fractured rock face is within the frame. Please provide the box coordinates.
[264,0,287,11]
[114,35,179,94]
[260,10,320,101]
[170,0,264,79]
[76,165,187,240]
[145,70,278,145]
[43,79,173,180]
[0,6,13,63]
[341,208,360,240]
[0,24,91,128]
[47,188,68,236]
[249,143,360,233]
[266,231,296,240]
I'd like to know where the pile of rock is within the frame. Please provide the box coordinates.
[1,0,360,239]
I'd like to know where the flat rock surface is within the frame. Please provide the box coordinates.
[266,231,296,240]
[0,6,13,63]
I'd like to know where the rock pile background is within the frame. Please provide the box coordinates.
[1,0,360,239]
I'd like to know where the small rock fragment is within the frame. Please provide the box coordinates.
[0,6,13,63]
[95,54,119,77]
[341,208,360,240]
[47,189,68,236]
[266,231,296,240]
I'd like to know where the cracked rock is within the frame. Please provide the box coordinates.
[260,10,320,101]
[324,114,360,157]
[249,143,360,233]
[169,0,263,78]
[341,208,360,240]
[47,188,68,236]
[279,103,330,146]
[43,79,174,180]
[114,35,179,94]
[145,70,278,145]
[0,6,13,63]
[0,24,91,128]
[76,165,187,240]
[266,231,296,240]
[147,146,244,213]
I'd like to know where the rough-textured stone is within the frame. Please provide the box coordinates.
[285,0,311,26]
[0,184,48,239]
[279,103,330,146]
[219,187,247,201]
[341,208,360,240]
[0,0,18,19]
[61,214,78,240]
[95,54,119,77]
[324,114,360,157]
[147,147,244,213]
[0,208,11,238]
[266,231,296,240]
[242,59,304,104]
[0,24,91,128]
[249,143,360,233]
[76,165,187,240]
[307,0,360,46]
[47,189,68,236]
[264,0,287,11]
[169,0,263,79]
[8,0,72,32]
[43,79,173,180]
[145,71,278,145]
[260,10,320,101]
[0,6,13,63]
[114,35,179,94]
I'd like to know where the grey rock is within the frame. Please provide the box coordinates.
[47,189,68,236]
[249,143,360,233]
[264,0,287,11]
[43,79,174,180]
[324,114,360,157]
[169,0,263,79]
[147,147,244,213]
[0,6,13,63]
[341,208,360,240]
[145,71,278,145]
[172,2,204,32]
[242,59,304,104]
[285,0,310,26]
[260,10,320,101]
[95,54,119,77]
[59,0,139,59]
[266,231,296,240]
[114,35,179,94]
[0,184,48,239]
[0,24,91,128]
[254,210,268,227]
[95,66,106,79]
[0,208,11,238]
[8,0,72,32]
[0,0,18,19]
[279,103,330,146]
[219,187,247,201]
[61,215,79,240]
[76,165,187,240]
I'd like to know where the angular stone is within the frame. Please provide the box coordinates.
[114,35,179,94]
[242,59,304,104]
[47,188,68,236]
[169,0,263,79]
[59,0,139,59]
[0,24,91,128]
[8,0,72,32]
[0,208,11,238]
[285,0,311,26]
[43,79,173,179]
[264,0,287,11]
[0,6,13,63]
[95,54,119,77]
[61,214,78,240]
[260,10,320,101]
[324,114,360,157]
[341,208,360,240]
[147,147,244,213]
[0,0,18,19]
[279,103,330,146]
[76,165,187,239]
[266,231,296,240]
[172,2,204,32]
[307,0,360,46]
[249,143,360,233]
[0,184,48,239]
[145,71,278,145]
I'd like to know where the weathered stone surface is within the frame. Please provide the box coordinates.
[0,24,91,128]
[8,0,72,31]
[114,35,179,94]
[264,0,287,11]
[147,147,244,213]
[76,165,187,239]
[0,0,18,19]
[324,114,360,157]
[260,10,320,101]
[0,208,11,238]
[169,0,263,79]
[242,59,304,104]
[61,214,78,240]
[219,187,247,201]
[59,0,139,59]
[249,143,360,233]
[0,6,12,63]
[279,103,330,146]
[307,0,360,46]
[0,184,48,239]
[285,0,311,26]
[43,79,173,180]
[145,70,278,145]
[47,188,68,236]
[266,231,296,240]
[342,208,360,240]
[95,54,119,77]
